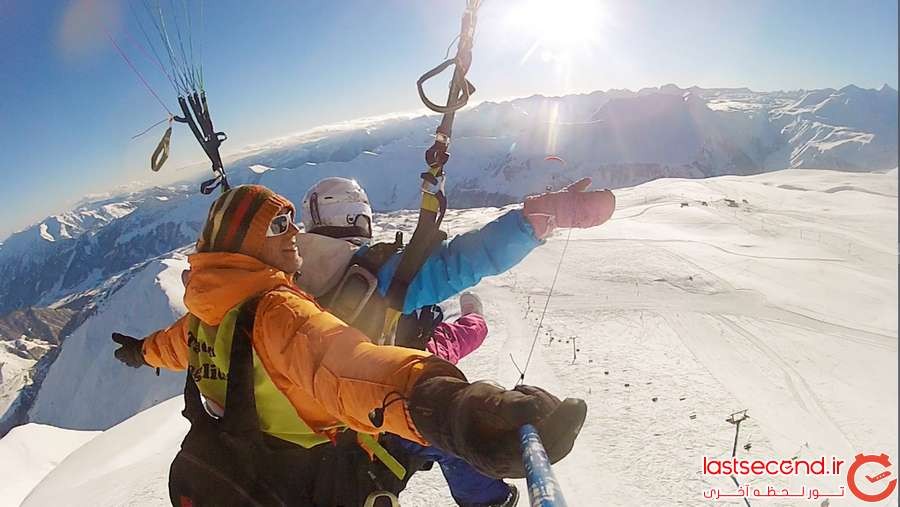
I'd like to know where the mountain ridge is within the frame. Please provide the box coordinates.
[0,84,895,318]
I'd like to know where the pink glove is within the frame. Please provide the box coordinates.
[523,178,616,240]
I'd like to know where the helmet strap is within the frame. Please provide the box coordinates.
[309,191,322,227]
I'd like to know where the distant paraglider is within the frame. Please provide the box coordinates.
[540,155,569,191]
[544,155,566,165]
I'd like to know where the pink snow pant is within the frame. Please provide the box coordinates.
[425,313,488,365]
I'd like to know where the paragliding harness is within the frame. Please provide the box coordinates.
[318,232,445,350]
[306,0,482,352]
[378,0,481,346]
[169,296,428,507]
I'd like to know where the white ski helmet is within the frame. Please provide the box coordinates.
[301,177,373,241]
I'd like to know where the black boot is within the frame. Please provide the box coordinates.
[493,483,519,507]
[458,483,519,507]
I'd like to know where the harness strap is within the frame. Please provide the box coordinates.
[380,229,446,345]
[381,1,481,344]
[181,294,408,481]
[150,124,172,172]
[181,344,207,422]
[181,296,261,436]
[221,295,262,435]
[357,433,407,480]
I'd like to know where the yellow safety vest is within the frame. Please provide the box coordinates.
[187,303,329,448]
[186,301,407,479]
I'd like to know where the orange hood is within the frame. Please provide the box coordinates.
[185,252,294,325]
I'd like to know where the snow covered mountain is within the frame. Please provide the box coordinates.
[24,252,192,430]
[0,187,206,316]
[1,85,895,319]
[0,346,41,425]
[5,168,896,506]
[0,308,76,430]
[226,84,897,206]
[0,84,896,441]
[0,307,74,345]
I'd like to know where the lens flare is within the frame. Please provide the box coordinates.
[507,0,604,64]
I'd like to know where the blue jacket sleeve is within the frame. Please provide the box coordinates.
[375,209,542,313]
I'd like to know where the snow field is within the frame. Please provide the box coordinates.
[0,424,98,506]
[4,169,896,506]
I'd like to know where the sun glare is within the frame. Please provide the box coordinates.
[507,0,604,64]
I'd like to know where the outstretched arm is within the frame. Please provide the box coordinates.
[377,210,541,313]
[252,289,464,443]
[253,289,585,475]
[141,315,192,370]
[375,178,615,313]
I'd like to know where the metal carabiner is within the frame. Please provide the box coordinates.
[363,491,400,507]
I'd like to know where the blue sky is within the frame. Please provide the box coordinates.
[1,0,897,240]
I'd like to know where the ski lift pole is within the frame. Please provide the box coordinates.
[520,424,568,507]
[726,409,749,458]
[726,410,751,507]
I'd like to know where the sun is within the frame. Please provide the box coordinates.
[507,0,604,63]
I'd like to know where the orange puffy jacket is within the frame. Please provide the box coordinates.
[141,251,463,444]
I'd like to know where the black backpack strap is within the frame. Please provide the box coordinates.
[180,295,262,436]
[221,295,263,435]
[181,316,207,425]
[182,362,206,423]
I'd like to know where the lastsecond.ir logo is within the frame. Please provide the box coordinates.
[847,453,897,503]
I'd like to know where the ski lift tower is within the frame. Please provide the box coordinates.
[726,409,749,458]
[725,409,751,507]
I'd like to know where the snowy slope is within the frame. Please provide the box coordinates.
[0,309,72,421]
[767,85,899,171]
[18,400,183,507]
[7,168,896,506]
[0,348,36,418]
[0,424,98,507]
[26,254,191,430]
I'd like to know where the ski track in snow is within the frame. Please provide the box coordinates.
[5,169,898,506]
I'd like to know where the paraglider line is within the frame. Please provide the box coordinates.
[142,0,185,94]
[198,0,205,90]
[182,0,198,87]
[518,227,573,385]
[444,34,461,59]
[168,0,195,91]
[126,1,178,92]
[131,116,172,139]
[106,32,173,116]
[509,353,524,380]
[151,0,190,94]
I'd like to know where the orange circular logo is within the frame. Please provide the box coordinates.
[847,453,897,502]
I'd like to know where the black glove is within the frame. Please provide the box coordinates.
[112,332,147,368]
[408,376,587,478]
